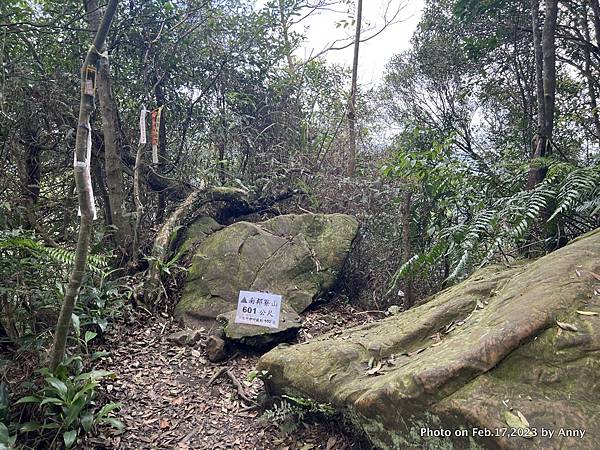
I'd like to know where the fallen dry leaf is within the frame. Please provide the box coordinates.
[366,361,383,376]
[588,271,600,282]
[407,348,426,357]
[516,410,530,428]
[556,321,578,332]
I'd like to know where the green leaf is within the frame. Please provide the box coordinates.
[99,417,124,430]
[20,422,43,432]
[63,430,77,449]
[80,412,94,433]
[246,370,258,382]
[0,422,8,443]
[96,318,108,332]
[0,382,9,415]
[40,397,64,406]
[91,351,111,360]
[20,421,59,432]
[84,331,97,344]
[74,370,114,382]
[15,395,40,405]
[64,396,87,428]
[46,377,68,400]
[72,381,99,404]
[97,402,122,418]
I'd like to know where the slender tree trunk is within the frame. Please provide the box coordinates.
[155,82,167,222]
[217,84,227,183]
[49,0,119,370]
[92,156,111,227]
[541,0,558,144]
[278,0,295,70]
[582,3,600,143]
[526,0,546,190]
[85,0,131,256]
[346,0,362,177]
[133,141,144,265]
[400,189,413,308]
[532,0,546,132]
[589,0,600,45]
[526,0,558,190]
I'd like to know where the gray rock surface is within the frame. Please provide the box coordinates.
[174,214,358,347]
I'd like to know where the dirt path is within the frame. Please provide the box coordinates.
[90,300,378,449]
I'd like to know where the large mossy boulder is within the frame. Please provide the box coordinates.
[258,229,600,450]
[174,213,358,332]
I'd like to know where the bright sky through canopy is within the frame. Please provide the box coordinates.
[254,0,424,85]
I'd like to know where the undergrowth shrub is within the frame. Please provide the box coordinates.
[13,357,122,449]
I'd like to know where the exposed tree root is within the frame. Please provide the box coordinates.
[208,367,257,406]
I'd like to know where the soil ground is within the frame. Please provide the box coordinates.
[88,299,381,450]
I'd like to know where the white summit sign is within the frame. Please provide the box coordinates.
[234,290,282,329]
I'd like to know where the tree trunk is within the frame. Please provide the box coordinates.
[133,140,144,266]
[582,3,600,143]
[49,0,119,370]
[92,156,111,227]
[526,0,546,190]
[526,0,558,190]
[85,0,131,256]
[589,0,600,46]
[217,83,227,184]
[400,189,413,308]
[155,82,167,222]
[346,0,362,177]
[532,0,546,132]
[278,0,295,70]
[541,0,558,145]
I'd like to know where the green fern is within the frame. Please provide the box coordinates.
[388,240,448,294]
[549,165,600,221]
[577,185,600,216]
[389,160,600,287]
[0,231,108,274]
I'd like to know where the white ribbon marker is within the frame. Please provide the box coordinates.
[139,105,147,145]
[74,120,97,220]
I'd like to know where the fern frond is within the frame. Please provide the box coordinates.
[387,240,448,293]
[0,231,108,274]
[549,165,600,221]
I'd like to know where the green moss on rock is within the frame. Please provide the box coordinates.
[174,213,359,334]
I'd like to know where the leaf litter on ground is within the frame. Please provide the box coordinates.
[91,300,371,449]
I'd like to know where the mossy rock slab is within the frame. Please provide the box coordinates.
[174,213,358,333]
[258,228,600,449]
[174,216,223,257]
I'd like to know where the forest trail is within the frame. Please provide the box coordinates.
[89,300,374,449]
